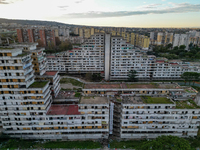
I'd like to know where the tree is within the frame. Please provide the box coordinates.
[85,73,92,81]
[179,45,186,50]
[92,73,103,82]
[166,43,173,50]
[181,72,200,85]
[59,40,73,51]
[139,135,191,150]
[173,46,179,50]
[128,70,138,82]
[47,42,55,50]
[55,37,61,46]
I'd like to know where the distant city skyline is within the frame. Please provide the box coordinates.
[0,0,200,27]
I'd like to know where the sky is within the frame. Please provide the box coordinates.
[0,0,200,27]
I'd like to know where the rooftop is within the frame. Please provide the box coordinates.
[47,104,80,115]
[122,96,173,104]
[29,81,48,88]
[16,52,31,57]
[44,71,58,76]
[84,83,179,89]
[80,96,108,104]
[141,96,174,104]
[0,47,14,50]
[126,83,178,89]
[46,55,55,58]
[84,83,121,89]
[176,100,200,109]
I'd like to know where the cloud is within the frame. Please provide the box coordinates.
[75,0,84,3]
[58,5,69,8]
[0,0,21,4]
[0,0,9,4]
[140,3,162,9]
[162,0,166,1]
[62,3,200,18]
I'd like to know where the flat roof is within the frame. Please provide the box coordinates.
[80,97,108,104]
[44,71,58,76]
[47,104,80,115]
[46,55,55,58]
[176,100,200,109]
[84,83,121,89]
[122,96,173,104]
[126,83,178,89]
[29,81,48,88]
[84,83,179,89]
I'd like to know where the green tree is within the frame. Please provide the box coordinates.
[59,40,73,51]
[139,135,191,150]
[55,37,61,46]
[181,72,200,85]
[128,70,138,82]
[173,46,179,50]
[92,73,102,82]
[179,45,186,50]
[85,73,92,81]
[166,43,173,50]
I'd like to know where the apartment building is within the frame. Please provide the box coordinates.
[113,96,200,139]
[109,36,153,80]
[47,33,105,74]
[150,32,173,46]
[35,71,61,98]
[0,44,111,140]
[16,28,56,47]
[46,33,200,81]
[59,27,70,38]
[13,43,61,98]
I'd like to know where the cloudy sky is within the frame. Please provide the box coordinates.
[0,0,200,27]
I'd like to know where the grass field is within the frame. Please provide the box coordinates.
[60,78,83,87]
[176,100,200,109]
[0,139,101,149]
[142,96,173,104]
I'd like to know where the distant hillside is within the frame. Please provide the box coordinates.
[0,18,78,27]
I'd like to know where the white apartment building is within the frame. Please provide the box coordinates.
[114,96,200,139]
[59,27,70,38]
[35,71,61,98]
[109,36,155,80]
[47,33,105,74]
[46,33,200,81]
[0,44,109,140]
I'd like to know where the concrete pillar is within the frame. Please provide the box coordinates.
[105,33,111,81]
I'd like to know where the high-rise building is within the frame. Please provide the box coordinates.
[84,28,91,38]
[0,43,110,140]
[46,33,200,81]
[16,28,56,47]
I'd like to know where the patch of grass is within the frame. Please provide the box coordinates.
[192,86,200,92]
[61,88,72,91]
[29,81,48,88]
[0,47,14,49]
[17,52,29,57]
[42,140,101,149]
[1,139,36,149]
[110,140,146,149]
[176,99,200,109]
[75,92,81,97]
[60,78,83,87]
[142,96,173,104]
[0,139,101,149]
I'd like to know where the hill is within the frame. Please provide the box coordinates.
[0,18,78,27]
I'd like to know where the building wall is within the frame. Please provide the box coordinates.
[105,34,111,81]
[17,29,24,43]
